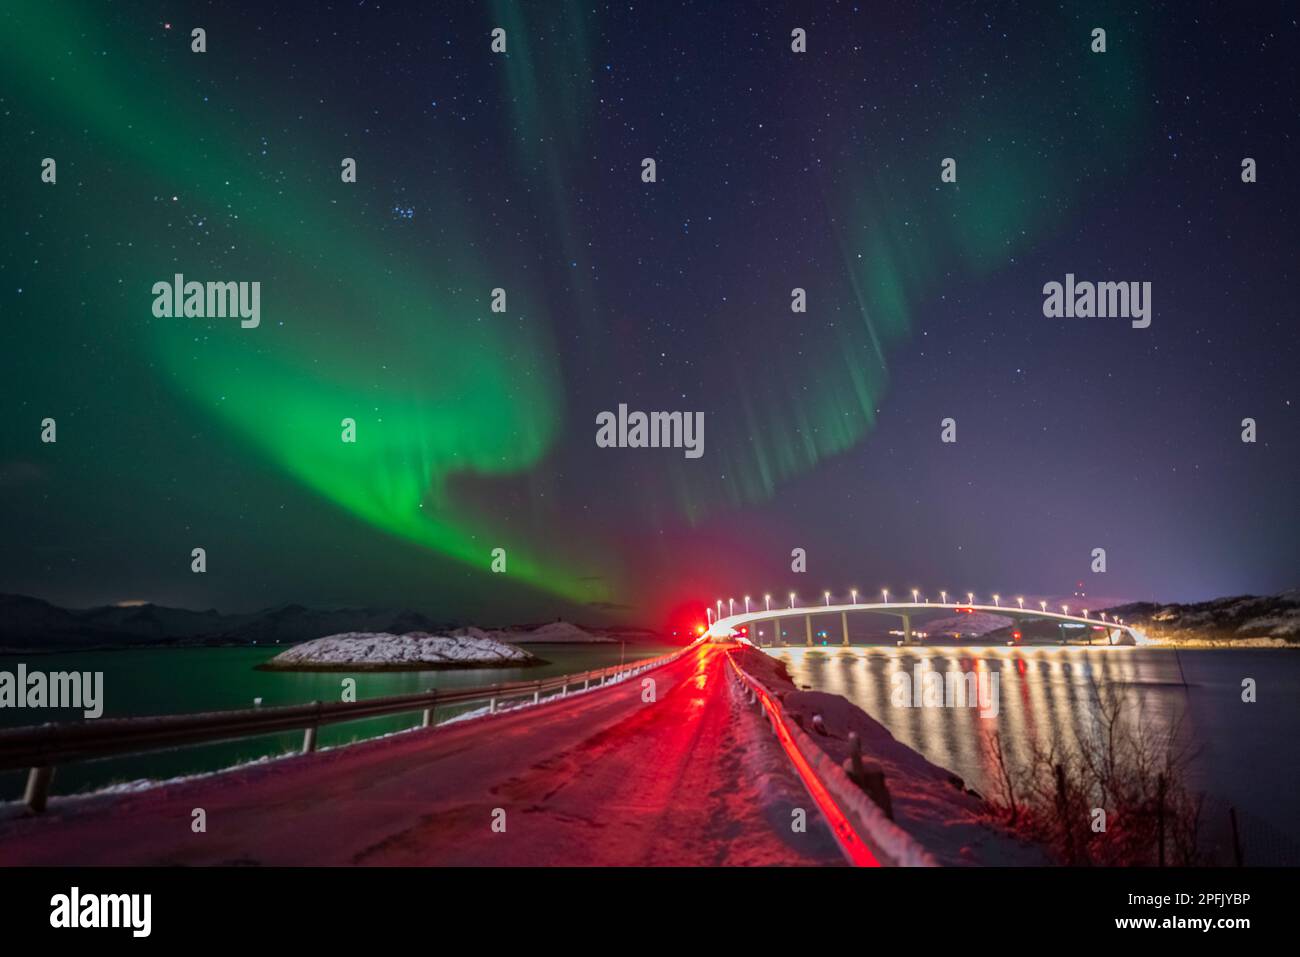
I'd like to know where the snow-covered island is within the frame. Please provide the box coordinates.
[260,631,541,671]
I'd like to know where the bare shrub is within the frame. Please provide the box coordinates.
[986,678,1202,865]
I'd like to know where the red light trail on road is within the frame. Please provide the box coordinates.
[726,653,880,867]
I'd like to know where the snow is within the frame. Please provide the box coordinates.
[1110,592,1300,644]
[1238,612,1300,637]
[922,612,1013,638]
[265,631,536,669]
[1144,634,1293,649]
[733,646,1051,866]
[454,620,614,644]
[514,621,609,642]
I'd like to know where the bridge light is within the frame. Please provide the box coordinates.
[1017,597,1025,609]
[744,595,750,613]
[881,588,889,603]
[729,598,734,616]
[824,590,831,606]
[789,592,796,609]
[851,589,858,604]
[1040,600,1047,612]
[1083,609,1089,619]
[764,593,771,611]
[912,589,919,603]
[940,590,947,604]
[992,594,1000,606]
[1099,612,1106,621]
[706,608,713,626]
[967,592,974,605]
[1062,604,1069,615]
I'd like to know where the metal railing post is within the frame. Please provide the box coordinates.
[23,766,54,813]
[302,701,321,753]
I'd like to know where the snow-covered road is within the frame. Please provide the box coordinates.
[0,644,845,865]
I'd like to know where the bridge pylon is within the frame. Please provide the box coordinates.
[899,612,919,645]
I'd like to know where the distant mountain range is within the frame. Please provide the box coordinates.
[4,591,1293,652]
[0,594,661,653]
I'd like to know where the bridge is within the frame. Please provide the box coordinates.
[704,595,1146,647]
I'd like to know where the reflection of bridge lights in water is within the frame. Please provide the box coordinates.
[772,644,1159,804]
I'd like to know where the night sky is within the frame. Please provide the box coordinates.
[1,1,1296,628]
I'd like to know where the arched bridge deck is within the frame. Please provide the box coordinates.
[705,602,1146,646]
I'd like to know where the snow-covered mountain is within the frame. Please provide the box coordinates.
[454,620,614,644]
[922,611,1014,639]
[1103,591,1300,644]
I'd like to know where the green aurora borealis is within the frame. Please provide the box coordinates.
[0,0,1134,607]
[3,2,594,603]
[4,1,1294,620]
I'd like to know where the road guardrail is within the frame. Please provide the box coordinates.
[725,649,939,867]
[1,640,700,812]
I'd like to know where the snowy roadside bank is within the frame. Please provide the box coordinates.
[733,645,1051,866]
